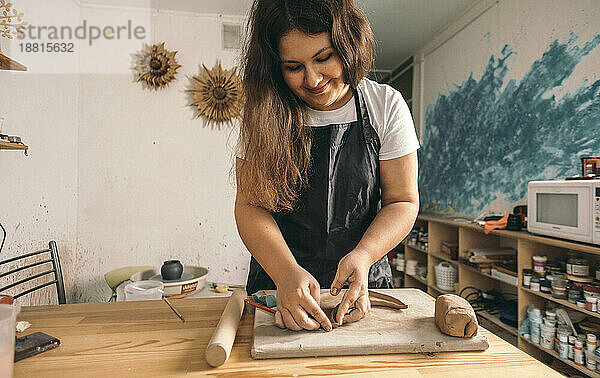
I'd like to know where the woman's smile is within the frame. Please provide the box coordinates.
[279,30,352,111]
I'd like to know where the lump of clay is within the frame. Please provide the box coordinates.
[434,294,478,338]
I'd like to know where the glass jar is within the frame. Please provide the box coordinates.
[552,278,568,299]
[523,269,533,288]
[531,276,541,291]
[568,257,589,277]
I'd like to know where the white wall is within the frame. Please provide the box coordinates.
[0,1,249,304]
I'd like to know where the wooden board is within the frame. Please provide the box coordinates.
[252,288,489,359]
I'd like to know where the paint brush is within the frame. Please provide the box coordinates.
[244,298,276,314]
[163,297,185,322]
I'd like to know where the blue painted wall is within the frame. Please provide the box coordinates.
[419,33,600,217]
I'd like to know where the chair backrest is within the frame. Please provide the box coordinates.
[0,241,66,304]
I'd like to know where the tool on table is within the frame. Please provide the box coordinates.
[162,297,185,322]
[168,293,188,299]
[205,289,246,367]
[210,282,246,293]
[328,290,408,327]
[244,298,276,314]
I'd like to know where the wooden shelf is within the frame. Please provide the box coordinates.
[520,336,600,378]
[406,273,427,286]
[428,283,455,295]
[419,213,600,255]
[413,213,600,376]
[478,310,517,336]
[521,287,600,320]
[406,244,428,255]
[428,251,458,266]
[0,140,28,150]
[460,262,518,288]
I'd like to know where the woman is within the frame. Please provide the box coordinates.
[235,0,419,332]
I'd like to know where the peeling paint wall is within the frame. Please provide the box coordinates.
[0,1,249,304]
[416,0,600,217]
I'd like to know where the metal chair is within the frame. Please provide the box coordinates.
[0,241,66,304]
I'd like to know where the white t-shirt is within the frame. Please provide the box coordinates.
[236,78,420,160]
[304,78,420,160]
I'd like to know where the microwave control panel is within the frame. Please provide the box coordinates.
[592,185,600,232]
[596,186,600,235]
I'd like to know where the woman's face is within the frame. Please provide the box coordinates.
[279,29,352,111]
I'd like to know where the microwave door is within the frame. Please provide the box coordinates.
[529,184,592,242]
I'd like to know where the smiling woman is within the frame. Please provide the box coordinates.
[235,0,419,333]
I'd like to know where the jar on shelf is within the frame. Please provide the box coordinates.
[523,269,533,289]
[568,286,582,304]
[540,279,552,294]
[568,256,589,277]
[530,275,541,291]
[575,340,585,365]
[546,261,562,276]
[552,278,568,299]
[533,255,547,274]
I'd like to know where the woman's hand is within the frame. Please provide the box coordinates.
[274,265,332,332]
[329,250,372,326]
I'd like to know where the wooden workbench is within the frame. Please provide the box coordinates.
[14,294,559,377]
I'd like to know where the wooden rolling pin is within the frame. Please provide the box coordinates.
[205,289,246,367]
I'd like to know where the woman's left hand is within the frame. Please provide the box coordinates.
[329,250,372,326]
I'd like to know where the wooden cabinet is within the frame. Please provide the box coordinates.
[405,213,600,377]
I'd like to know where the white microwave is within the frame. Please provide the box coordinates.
[528,180,600,244]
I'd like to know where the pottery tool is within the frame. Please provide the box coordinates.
[327,290,408,327]
[244,298,276,314]
[205,289,246,367]
[162,297,185,322]
[168,293,188,300]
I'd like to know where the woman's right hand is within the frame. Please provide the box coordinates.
[274,265,332,332]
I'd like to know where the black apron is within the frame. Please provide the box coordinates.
[246,88,393,294]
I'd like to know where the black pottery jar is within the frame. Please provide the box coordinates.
[161,260,183,280]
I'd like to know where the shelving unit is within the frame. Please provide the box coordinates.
[520,336,600,378]
[404,213,600,377]
[0,140,28,151]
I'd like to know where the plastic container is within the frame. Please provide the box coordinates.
[588,334,597,353]
[124,280,164,301]
[569,286,582,304]
[577,298,587,308]
[523,269,533,288]
[552,278,567,299]
[568,257,589,277]
[530,276,541,291]
[533,255,547,274]
[587,297,598,312]
[575,340,585,365]
[0,295,19,378]
[569,335,577,360]
[559,334,569,359]
[540,279,552,294]
[540,322,556,349]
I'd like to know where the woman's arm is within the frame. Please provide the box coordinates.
[234,158,332,331]
[330,151,419,324]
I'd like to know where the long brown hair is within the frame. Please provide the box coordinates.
[238,0,374,211]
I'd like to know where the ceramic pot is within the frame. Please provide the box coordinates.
[161,260,183,280]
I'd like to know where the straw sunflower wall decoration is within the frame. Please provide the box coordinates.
[134,42,181,90]
[187,62,243,124]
